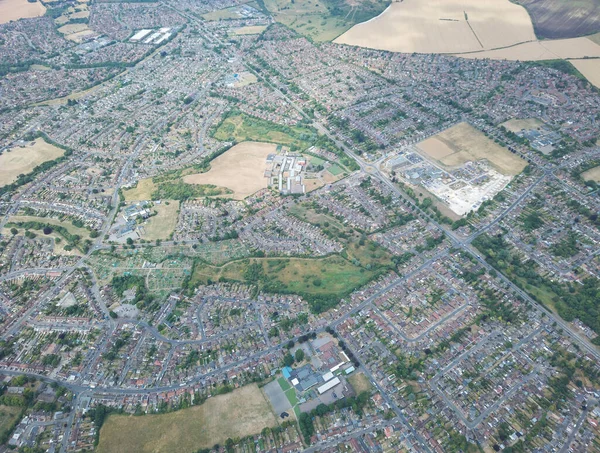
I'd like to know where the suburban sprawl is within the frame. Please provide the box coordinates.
[1,0,600,452]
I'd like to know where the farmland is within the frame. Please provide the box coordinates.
[570,59,600,89]
[416,123,527,176]
[0,138,65,187]
[183,142,276,200]
[515,0,600,39]
[0,0,45,24]
[335,0,536,54]
[96,384,277,453]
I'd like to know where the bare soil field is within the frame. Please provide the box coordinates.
[515,0,600,39]
[417,123,527,176]
[234,25,267,35]
[97,384,277,453]
[582,166,600,183]
[0,0,45,24]
[501,118,544,133]
[139,201,179,241]
[0,138,65,187]
[569,59,600,89]
[335,0,536,54]
[183,142,276,200]
[457,37,600,60]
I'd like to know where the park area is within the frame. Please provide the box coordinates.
[500,118,544,133]
[0,0,45,24]
[417,123,527,176]
[96,384,277,453]
[582,166,600,183]
[0,138,65,187]
[234,25,267,35]
[184,142,274,200]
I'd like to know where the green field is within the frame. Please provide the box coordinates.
[0,406,22,444]
[97,384,277,453]
[213,113,316,151]
[328,164,343,176]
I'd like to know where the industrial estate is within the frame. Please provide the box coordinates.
[1,0,600,452]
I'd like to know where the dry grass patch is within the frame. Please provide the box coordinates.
[183,142,276,200]
[458,37,600,60]
[234,25,267,35]
[569,59,600,89]
[0,0,45,23]
[348,372,372,394]
[335,0,536,54]
[139,201,179,241]
[0,138,65,187]
[582,166,600,183]
[123,178,157,202]
[501,118,544,133]
[97,384,277,453]
[417,123,527,176]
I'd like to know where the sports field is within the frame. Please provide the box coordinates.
[417,123,526,176]
[123,178,157,201]
[97,384,277,453]
[183,142,275,200]
[570,59,600,89]
[335,0,536,54]
[0,138,65,187]
[139,201,179,241]
[500,118,544,133]
[582,166,600,183]
[0,0,45,24]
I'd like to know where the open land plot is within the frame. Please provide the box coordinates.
[123,178,157,201]
[183,142,276,200]
[457,37,600,60]
[97,384,277,453]
[232,71,258,88]
[582,166,600,183]
[515,0,600,39]
[0,405,22,441]
[139,201,179,241]
[202,4,248,20]
[213,113,315,150]
[335,0,536,54]
[417,123,527,176]
[348,372,372,394]
[0,0,45,24]
[501,118,545,133]
[569,59,600,89]
[0,138,65,187]
[58,23,89,35]
[234,25,267,35]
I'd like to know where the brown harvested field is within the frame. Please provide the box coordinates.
[123,178,157,201]
[183,142,275,200]
[0,0,45,24]
[569,59,600,89]
[139,201,179,241]
[582,166,600,183]
[335,0,536,54]
[589,33,600,46]
[234,25,267,35]
[416,123,527,176]
[457,37,600,60]
[0,138,65,187]
[96,384,277,453]
[501,118,544,133]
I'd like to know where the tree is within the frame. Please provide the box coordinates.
[126,237,134,246]
[10,228,17,235]
[295,349,305,363]
[283,352,294,367]
[43,226,53,235]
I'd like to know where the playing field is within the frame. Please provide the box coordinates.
[234,25,267,35]
[570,59,600,89]
[123,178,157,201]
[335,0,536,54]
[0,138,65,187]
[0,0,45,23]
[96,384,277,453]
[500,118,544,133]
[183,142,275,200]
[139,201,179,241]
[582,166,600,183]
[348,372,372,394]
[417,123,526,176]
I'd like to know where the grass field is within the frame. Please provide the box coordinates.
[7,215,90,237]
[0,406,22,442]
[139,201,179,241]
[0,139,65,187]
[417,122,527,176]
[501,118,545,133]
[234,25,267,35]
[0,0,45,24]
[335,0,536,54]
[123,178,157,201]
[97,384,277,453]
[202,4,247,20]
[570,59,600,89]
[183,142,275,200]
[348,372,372,394]
[582,166,600,183]
[213,113,315,151]
[328,164,343,176]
